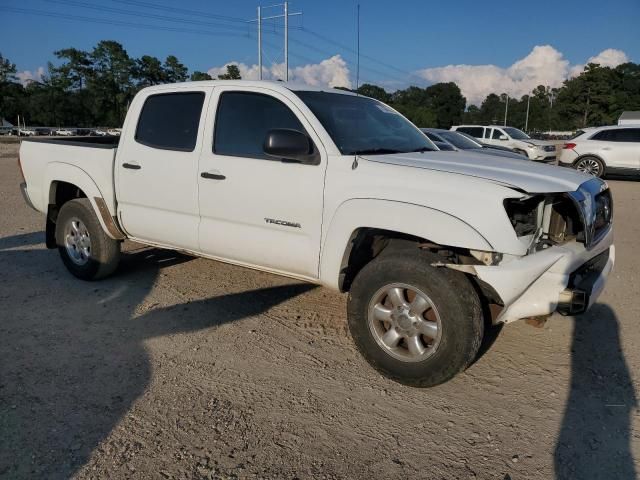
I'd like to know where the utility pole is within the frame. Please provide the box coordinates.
[248,3,301,82]
[503,94,509,126]
[524,94,531,132]
[257,6,262,79]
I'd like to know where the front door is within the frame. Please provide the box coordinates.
[197,87,327,278]
[116,88,210,251]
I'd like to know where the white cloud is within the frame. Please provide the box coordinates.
[16,67,45,86]
[569,48,629,77]
[207,54,351,89]
[417,46,630,105]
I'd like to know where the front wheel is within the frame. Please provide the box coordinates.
[55,198,121,280]
[347,248,484,387]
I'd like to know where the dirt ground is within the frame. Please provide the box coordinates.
[1,142,638,479]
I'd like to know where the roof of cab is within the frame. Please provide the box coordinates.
[139,80,358,96]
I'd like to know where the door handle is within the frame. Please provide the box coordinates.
[201,171,226,180]
[122,162,141,170]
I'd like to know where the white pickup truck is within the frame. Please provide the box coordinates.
[19,81,614,387]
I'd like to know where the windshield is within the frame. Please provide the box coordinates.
[294,91,436,155]
[437,130,482,149]
[569,130,585,139]
[503,127,530,140]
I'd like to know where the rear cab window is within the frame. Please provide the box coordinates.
[135,92,205,151]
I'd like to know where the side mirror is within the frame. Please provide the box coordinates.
[499,135,508,141]
[263,129,318,165]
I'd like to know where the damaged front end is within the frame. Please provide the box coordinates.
[434,178,614,324]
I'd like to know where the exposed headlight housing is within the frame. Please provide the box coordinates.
[504,193,584,252]
[568,179,612,248]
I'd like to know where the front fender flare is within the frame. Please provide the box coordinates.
[319,199,493,289]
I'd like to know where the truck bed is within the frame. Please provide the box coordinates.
[20,136,119,216]
[22,136,120,148]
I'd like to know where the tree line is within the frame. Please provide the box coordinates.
[1,40,639,130]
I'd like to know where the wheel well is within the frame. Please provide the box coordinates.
[338,227,505,322]
[50,181,87,208]
[338,228,483,291]
[45,181,87,248]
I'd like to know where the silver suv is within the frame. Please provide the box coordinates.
[451,125,557,162]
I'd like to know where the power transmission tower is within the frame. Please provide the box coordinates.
[248,2,302,81]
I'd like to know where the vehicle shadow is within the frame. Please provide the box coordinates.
[0,232,314,479]
[554,304,637,479]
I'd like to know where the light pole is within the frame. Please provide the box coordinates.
[503,94,509,126]
[524,94,531,132]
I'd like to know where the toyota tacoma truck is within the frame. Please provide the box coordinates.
[18,81,614,387]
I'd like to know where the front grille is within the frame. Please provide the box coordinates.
[543,145,556,152]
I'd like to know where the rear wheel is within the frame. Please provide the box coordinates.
[574,156,604,177]
[347,248,484,387]
[55,198,120,280]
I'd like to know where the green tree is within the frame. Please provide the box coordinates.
[0,52,19,122]
[0,52,17,83]
[217,64,241,80]
[50,48,91,90]
[424,82,466,128]
[134,55,166,86]
[88,40,135,126]
[356,83,390,103]
[163,55,188,83]
[190,71,212,81]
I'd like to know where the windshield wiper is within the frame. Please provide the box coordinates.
[350,148,404,155]
[405,147,435,153]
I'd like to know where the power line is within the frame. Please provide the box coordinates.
[110,0,250,25]
[0,6,251,38]
[104,0,419,84]
[39,0,252,33]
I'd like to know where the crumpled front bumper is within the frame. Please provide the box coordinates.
[474,226,614,324]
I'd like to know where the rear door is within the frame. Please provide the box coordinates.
[589,128,640,170]
[197,86,327,278]
[116,87,211,250]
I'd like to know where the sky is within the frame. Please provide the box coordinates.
[2,0,639,105]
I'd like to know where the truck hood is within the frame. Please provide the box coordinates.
[362,151,590,193]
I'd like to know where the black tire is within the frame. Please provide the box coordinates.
[573,156,605,178]
[347,247,484,387]
[55,198,121,280]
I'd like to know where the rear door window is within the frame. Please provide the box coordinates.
[135,92,205,151]
[457,127,484,138]
[615,128,640,142]
[590,129,640,142]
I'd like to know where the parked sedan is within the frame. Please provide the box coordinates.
[420,129,527,160]
[54,128,75,136]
